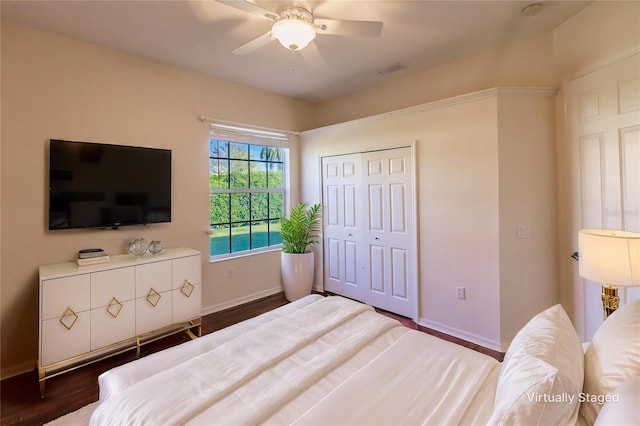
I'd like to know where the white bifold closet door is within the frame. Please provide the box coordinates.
[322,147,416,319]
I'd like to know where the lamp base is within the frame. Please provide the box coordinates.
[601,285,619,319]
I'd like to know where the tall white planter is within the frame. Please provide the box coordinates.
[281,251,314,302]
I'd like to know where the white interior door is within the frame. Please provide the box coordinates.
[567,53,640,340]
[322,153,365,301]
[322,147,416,319]
[361,148,415,317]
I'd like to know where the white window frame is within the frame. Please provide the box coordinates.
[206,120,293,261]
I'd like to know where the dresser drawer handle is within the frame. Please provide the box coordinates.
[180,280,195,298]
[146,288,161,307]
[106,297,123,318]
[59,306,79,330]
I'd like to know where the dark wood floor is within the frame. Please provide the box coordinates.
[1,292,502,425]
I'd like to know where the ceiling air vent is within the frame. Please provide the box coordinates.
[377,62,407,75]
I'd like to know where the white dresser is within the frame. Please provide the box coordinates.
[38,248,201,396]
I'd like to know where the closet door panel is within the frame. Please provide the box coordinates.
[369,245,386,294]
[391,248,409,299]
[327,238,341,282]
[322,154,364,300]
[327,185,339,226]
[368,184,385,232]
[390,184,407,233]
[344,185,357,227]
[345,240,358,286]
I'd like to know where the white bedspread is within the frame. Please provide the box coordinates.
[294,332,499,425]
[98,295,326,402]
[90,295,499,425]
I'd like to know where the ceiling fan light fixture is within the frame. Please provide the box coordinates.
[271,6,316,51]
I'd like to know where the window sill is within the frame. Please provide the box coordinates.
[209,245,283,263]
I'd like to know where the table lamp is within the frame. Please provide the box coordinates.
[578,229,640,318]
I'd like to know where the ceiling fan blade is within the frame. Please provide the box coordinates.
[231,31,274,55]
[314,18,383,38]
[216,0,279,21]
[301,41,326,69]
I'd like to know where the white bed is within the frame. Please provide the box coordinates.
[87,295,639,426]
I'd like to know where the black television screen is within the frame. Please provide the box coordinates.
[49,139,172,230]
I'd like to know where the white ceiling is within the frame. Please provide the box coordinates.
[1,0,591,102]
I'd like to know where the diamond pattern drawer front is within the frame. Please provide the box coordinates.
[41,274,90,321]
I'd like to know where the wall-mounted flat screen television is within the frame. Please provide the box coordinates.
[49,139,172,230]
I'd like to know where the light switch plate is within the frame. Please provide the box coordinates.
[517,225,531,238]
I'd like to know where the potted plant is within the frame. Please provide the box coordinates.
[280,202,322,301]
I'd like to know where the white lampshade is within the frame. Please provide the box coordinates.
[272,18,316,51]
[578,229,640,286]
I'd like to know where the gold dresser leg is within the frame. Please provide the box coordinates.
[184,318,201,340]
[38,365,46,398]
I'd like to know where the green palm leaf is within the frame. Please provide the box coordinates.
[281,203,322,254]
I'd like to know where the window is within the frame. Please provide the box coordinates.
[208,124,288,258]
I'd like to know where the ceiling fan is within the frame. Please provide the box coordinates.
[217,0,383,54]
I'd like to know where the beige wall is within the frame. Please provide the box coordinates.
[312,32,559,129]
[0,21,314,377]
[415,97,502,348]
[497,92,558,344]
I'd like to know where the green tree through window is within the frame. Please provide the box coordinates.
[209,139,285,256]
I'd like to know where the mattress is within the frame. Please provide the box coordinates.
[91,295,500,425]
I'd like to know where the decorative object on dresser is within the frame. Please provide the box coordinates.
[38,248,202,397]
[148,240,163,255]
[128,237,149,257]
[76,255,110,266]
[77,248,109,266]
[77,248,105,258]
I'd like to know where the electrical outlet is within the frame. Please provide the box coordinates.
[227,267,235,278]
[456,287,465,300]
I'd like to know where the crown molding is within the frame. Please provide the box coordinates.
[564,48,640,82]
[304,87,558,136]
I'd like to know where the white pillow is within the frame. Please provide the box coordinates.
[581,300,640,425]
[594,376,640,426]
[489,304,584,426]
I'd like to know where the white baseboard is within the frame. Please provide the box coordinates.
[419,318,504,352]
[201,287,284,316]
